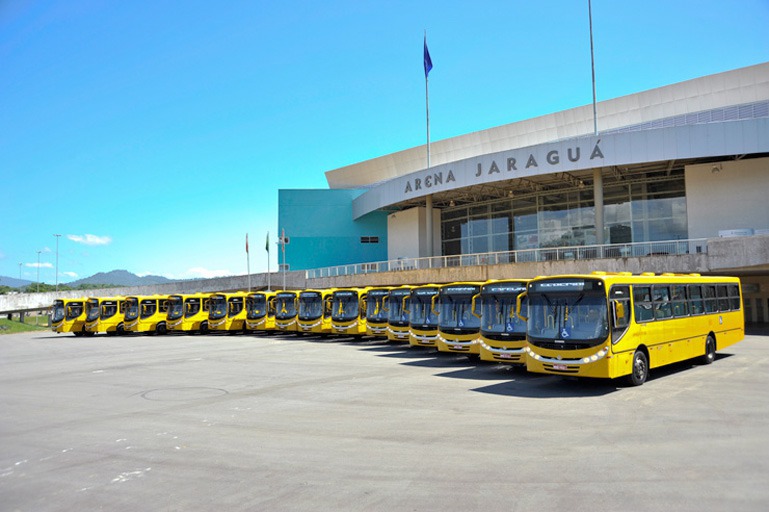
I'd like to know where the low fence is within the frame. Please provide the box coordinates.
[307,238,709,279]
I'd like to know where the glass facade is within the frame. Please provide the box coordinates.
[441,172,687,256]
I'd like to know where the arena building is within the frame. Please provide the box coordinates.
[279,62,769,324]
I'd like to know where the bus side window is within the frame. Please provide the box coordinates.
[728,284,741,311]
[703,285,717,313]
[716,285,730,312]
[652,285,673,320]
[689,285,704,315]
[633,286,653,322]
[671,285,688,317]
[610,285,631,344]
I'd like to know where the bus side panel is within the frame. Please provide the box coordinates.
[714,310,745,351]
[607,348,632,379]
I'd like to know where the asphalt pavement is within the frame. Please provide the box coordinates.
[1,330,768,511]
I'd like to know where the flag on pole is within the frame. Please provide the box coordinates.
[246,233,249,254]
[265,232,270,253]
[423,34,433,78]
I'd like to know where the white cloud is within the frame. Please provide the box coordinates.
[67,234,112,246]
[186,267,232,279]
[62,271,78,278]
[25,262,53,268]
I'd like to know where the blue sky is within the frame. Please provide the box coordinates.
[1,0,767,284]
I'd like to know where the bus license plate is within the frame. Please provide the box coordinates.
[452,345,463,350]
[553,364,567,370]
[499,353,511,359]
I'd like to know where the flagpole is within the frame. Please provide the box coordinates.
[588,0,604,245]
[424,30,434,258]
[425,30,431,170]
[589,0,598,136]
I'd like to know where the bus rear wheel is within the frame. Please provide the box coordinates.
[626,349,648,386]
[701,335,716,365]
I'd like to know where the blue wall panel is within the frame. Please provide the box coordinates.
[278,189,388,270]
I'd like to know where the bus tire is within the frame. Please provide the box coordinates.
[701,334,716,365]
[156,322,167,335]
[626,349,649,386]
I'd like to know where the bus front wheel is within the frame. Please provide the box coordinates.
[701,335,716,365]
[627,349,648,386]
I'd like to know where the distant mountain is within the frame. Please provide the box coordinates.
[67,270,174,287]
[0,276,33,288]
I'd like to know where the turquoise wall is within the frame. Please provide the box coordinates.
[278,189,388,271]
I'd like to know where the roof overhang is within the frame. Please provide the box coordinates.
[352,118,769,219]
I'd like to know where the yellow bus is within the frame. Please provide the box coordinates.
[521,272,744,385]
[85,296,128,335]
[365,287,392,338]
[477,279,529,364]
[435,282,485,357]
[386,285,413,342]
[166,293,213,333]
[330,287,371,337]
[408,284,441,347]
[123,295,170,334]
[51,297,91,336]
[245,291,277,332]
[297,288,335,335]
[274,290,299,332]
[208,292,249,333]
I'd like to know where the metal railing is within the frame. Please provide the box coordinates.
[306,238,709,279]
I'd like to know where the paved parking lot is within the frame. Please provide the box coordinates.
[1,330,768,511]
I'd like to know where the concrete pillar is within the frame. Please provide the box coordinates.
[425,194,433,258]
[593,168,604,245]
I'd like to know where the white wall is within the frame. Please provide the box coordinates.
[387,207,442,260]
[686,157,769,239]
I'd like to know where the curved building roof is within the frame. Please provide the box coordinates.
[322,62,769,219]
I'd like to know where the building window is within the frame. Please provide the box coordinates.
[360,236,380,244]
[441,170,687,256]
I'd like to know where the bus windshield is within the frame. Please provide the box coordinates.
[366,291,389,322]
[246,295,267,319]
[299,292,323,320]
[332,292,359,322]
[124,298,140,320]
[388,291,410,324]
[209,296,228,319]
[275,294,297,319]
[167,296,184,320]
[410,288,438,327]
[86,299,100,322]
[52,300,66,322]
[438,287,481,330]
[527,279,609,344]
[481,291,527,336]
